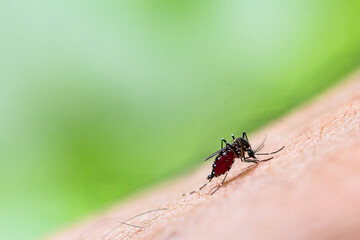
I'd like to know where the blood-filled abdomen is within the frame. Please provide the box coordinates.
[211,149,235,177]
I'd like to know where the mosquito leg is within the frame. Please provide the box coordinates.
[243,159,259,164]
[199,178,212,190]
[231,134,235,141]
[221,138,230,148]
[210,149,231,196]
[210,172,228,195]
[223,139,237,157]
[199,182,208,191]
[256,146,285,155]
[226,147,230,171]
[243,155,258,163]
[243,131,249,141]
[189,178,211,194]
[243,156,273,163]
[258,157,273,162]
[238,139,246,161]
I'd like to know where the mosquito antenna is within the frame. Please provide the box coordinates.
[255,134,267,153]
[100,208,168,240]
[256,146,285,155]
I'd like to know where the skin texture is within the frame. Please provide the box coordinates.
[48,71,360,240]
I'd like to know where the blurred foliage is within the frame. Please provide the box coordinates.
[1,1,360,239]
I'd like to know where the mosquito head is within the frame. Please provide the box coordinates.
[247,148,256,159]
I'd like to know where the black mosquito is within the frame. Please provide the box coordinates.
[200,131,284,195]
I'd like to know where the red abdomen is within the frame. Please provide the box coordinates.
[212,149,235,177]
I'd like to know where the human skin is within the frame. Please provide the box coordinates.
[48,71,360,240]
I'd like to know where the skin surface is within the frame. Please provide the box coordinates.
[48,71,360,240]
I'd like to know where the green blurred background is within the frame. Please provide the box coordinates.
[1,1,360,239]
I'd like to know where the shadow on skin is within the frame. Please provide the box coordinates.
[209,163,258,194]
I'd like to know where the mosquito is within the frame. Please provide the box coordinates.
[201,131,284,195]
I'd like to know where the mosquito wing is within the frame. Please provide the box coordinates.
[204,148,226,161]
